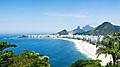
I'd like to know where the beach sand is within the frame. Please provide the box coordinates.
[59,38,112,66]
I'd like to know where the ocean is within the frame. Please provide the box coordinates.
[0,35,89,67]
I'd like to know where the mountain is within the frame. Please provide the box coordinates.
[82,25,93,32]
[83,22,120,35]
[69,26,84,34]
[57,22,120,35]
[57,29,69,35]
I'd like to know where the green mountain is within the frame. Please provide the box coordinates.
[80,22,120,35]
[57,29,69,35]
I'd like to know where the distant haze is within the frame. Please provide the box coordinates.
[0,0,120,34]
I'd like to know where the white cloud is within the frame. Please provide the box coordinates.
[44,13,88,18]
[18,8,32,10]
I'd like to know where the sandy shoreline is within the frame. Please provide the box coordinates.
[57,38,112,66]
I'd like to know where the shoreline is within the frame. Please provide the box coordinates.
[57,38,112,66]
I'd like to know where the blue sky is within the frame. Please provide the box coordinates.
[0,0,120,34]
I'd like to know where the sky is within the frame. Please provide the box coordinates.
[0,0,120,34]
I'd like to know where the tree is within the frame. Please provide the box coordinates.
[70,59,103,67]
[0,41,50,67]
[0,41,16,66]
[9,50,50,67]
[96,32,120,67]
[0,41,16,53]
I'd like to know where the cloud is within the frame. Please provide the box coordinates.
[44,13,88,18]
[18,8,32,10]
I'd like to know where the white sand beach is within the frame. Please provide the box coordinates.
[59,38,112,66]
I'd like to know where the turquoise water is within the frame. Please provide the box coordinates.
[0,35,89,67]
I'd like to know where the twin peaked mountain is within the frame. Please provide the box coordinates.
[69,25,93,34]
[57,22,120,35]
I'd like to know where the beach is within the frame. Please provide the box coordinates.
[59,38,112,66]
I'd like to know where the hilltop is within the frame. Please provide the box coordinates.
[83,22,120,35]
[57,22,120,35]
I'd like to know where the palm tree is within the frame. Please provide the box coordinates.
[96,32,120,67]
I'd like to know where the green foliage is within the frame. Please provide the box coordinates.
[106,61,120,67]
[0,41,16,67]
[117,61,120,67]
[9,50,50,67]
[71,32,120,67]
[70,60,103,67]
[0,50,14,67]
[0,41,16,52]
[96,32,120,67]
[0,41,50,67]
